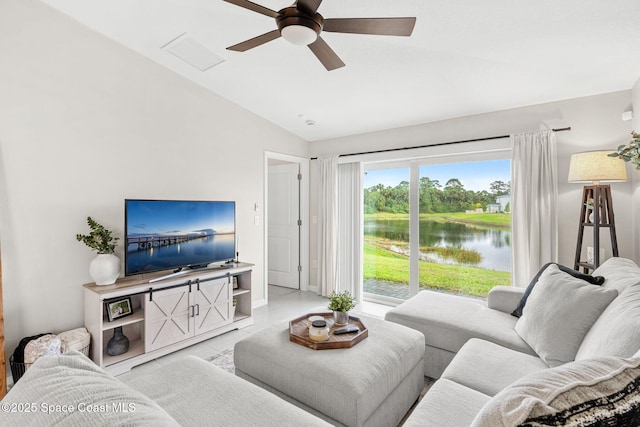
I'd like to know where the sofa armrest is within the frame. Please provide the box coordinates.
[486,286,525,314]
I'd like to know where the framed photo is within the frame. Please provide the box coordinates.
[105,297,133,322]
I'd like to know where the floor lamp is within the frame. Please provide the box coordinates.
[568,150,627,272]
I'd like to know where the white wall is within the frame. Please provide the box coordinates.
[309,90,636,286]
[0,0,309,360]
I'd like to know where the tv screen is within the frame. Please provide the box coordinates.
[125,199,236,276]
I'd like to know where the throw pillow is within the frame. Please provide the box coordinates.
[576,283,640,360]
[23,334,61,365]
[511,262,605,318]
[470,356,640,427]
[514,264,617,367]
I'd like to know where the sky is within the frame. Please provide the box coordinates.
[364,159,511,192]
[126,200,235,235]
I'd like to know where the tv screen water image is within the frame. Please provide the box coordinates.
[125,199,236,276]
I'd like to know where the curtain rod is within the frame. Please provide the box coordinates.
[310,127,571,160]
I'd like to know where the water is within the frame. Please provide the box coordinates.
[126,234,235,275]
[364,219,511,272]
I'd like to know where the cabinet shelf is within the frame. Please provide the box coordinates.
[103,339,144,366]
[233,311,250,322]
[233,289,250,296]
[102,310,145,331]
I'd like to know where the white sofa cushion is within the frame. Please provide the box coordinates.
[470,356,640,427]
[385,290,534,356]
[577,282,640,360]
[515,264,617,367]
[441,338,548,396]
[128,355,331,426]
[2,351,179,426]
[593,256,640,294]
[403,379,491,427]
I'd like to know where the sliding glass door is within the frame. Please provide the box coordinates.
[417,160,512,298]
[363,157,512,304]
[363,166,411,302]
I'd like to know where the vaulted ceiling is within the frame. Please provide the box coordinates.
[42,0,640,141]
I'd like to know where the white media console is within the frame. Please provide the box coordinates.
[84,262,253,375]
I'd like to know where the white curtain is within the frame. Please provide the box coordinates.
[318,156,339,296]
[338,162,363,302]
[511,130,558,287]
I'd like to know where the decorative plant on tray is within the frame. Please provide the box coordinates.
[609,131,640,169]
[328,290,356,326]
[76,216,121,285]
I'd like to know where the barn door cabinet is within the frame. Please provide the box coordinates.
[84,263,253,375]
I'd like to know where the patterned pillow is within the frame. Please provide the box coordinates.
[470,356,640,427]
[23,334,61,365]
[58,327,90,355]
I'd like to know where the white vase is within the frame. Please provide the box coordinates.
[89,253,120,285]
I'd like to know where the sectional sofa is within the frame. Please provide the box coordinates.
[387,257,640,426]
[3,257,640,426]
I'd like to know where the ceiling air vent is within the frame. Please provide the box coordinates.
[161,33,224,71]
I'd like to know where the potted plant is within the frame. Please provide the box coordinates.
[609,131,640,169]
[328,290,356,326]
[76,216,121,285]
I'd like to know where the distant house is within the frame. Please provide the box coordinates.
[496,194,511,212]
[465,208,484,214]
[486,203,501,213]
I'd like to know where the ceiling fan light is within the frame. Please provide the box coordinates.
[281,25,318,45]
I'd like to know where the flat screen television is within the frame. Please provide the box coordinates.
[124,199,236,276]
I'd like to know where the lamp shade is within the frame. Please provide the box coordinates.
[568,150,627,184]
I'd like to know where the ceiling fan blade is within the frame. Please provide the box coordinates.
[227,29,281,52]
[296,0,323,15]
[308,36,345,71]
[323,17,416,36]
[223,0,278,18]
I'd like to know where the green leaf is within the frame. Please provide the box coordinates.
[76,216,119,254]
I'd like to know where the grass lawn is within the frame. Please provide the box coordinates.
[365,212,511,229]
[424,212,511,229]
[364,241,512,298]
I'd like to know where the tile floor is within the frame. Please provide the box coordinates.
[117,286,392,384]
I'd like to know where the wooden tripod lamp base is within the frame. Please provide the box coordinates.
[573,185,618,272]
[568,150,627,272]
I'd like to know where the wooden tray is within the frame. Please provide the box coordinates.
[289,312,368,350]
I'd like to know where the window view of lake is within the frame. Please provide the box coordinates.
[364,160,512,300]
[365,219,511,271]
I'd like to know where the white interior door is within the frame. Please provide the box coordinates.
[268,163,300,289]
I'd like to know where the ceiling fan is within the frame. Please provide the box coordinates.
[223,0,417,71]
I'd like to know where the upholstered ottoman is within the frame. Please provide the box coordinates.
[234,315,425,427]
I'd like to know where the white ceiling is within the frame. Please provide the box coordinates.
[42,0,640,142]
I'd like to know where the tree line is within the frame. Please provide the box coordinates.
[364,178,510,214]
